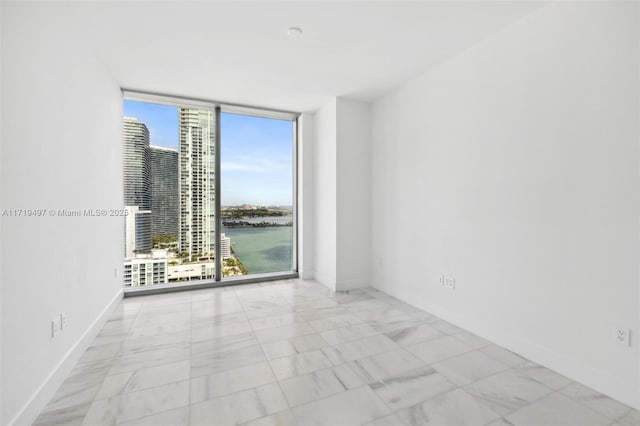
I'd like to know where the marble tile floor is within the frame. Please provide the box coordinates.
[34,279,639,426]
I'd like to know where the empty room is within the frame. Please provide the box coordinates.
[1,1,639,425]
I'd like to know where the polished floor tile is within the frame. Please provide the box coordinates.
[516,361,573,390]
[190,383,287,425]
[371,366,456,410]
[383,323,443,347]
[279,368,348,407]
[616,408,640,426]
[432,350,509,386]
[395,388,501,426]
[38,371,104,415]
[463,369,553,415]
[190,342,266,377]
[191,331,257,358]
[349,348,425,384]
[190,320,253,341]
[559,382,633,420]
[243,410,298,426]
[190,361,275,402]
[121,330,191,354]
[292,386,390,426]
[83,379,190,425]
[288,333,331,353]
[480,344,527,367]
[108,344,191,375]
[369,317,424,334]
[330,363,370,389]
[249,313,306,331]
[431,319,465,335]
[505,392,610,426]
[245,304,297,320]
[321,334,398,364]
[270,350,334,380]
[34,279,640,426]
[262,333,330,360]
[33,401,92,426]
[127,318,191,339]
[453,331,491,349]
[365,413,409,426]
[406,335,473,364]
[308,313,363,332]
[487,418,516,426]
[254,323,315,344]
[118,407,189,426]
[319,323,378,345]
[352,306,414,323]
[96,360,190,400]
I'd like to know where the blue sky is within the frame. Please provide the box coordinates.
[124,100,293,206]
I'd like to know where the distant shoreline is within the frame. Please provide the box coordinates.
[223,221,293,228]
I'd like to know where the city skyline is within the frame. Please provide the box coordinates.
[122,108,289,285]
[123,100,294,206]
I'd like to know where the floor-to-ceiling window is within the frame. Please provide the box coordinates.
[122,92,297,292]
[221,112,295,277]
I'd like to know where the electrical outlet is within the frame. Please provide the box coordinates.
[51,318,61,338]
[440,275,455,290]
[444,276,456,290]
[613,328,631,346]
[60,313,68,330]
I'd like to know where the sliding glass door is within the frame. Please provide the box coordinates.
[121,93,297,291]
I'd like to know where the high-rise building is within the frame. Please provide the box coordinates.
[123,117,152,255]
[124,206,152,258]
[123,117,151,209]
[150,146,179,239]
[179,108,216,257]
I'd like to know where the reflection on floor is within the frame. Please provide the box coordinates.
[34,279,639,426]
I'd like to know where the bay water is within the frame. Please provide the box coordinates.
[222,215,294,274]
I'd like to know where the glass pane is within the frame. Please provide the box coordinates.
[221,112,294,277]
[122,100,216,286]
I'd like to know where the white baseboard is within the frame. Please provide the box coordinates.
[378,284,640,411]
[9,289,123,426]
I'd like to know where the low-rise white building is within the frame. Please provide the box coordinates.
[123,257,167,286]
[168,262,215,282]
[219,233,231,259]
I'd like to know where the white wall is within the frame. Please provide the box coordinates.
[336,99,371,290]
[0,2,4,422]
[1,3,124,424]
[298,113,315,280]
[312,98,372,292]
[371,1,640,409]
[313,99,338,290]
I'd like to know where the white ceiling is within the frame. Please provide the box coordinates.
[45,1,545,112]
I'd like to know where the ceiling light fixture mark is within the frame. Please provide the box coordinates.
[287,27,303,38]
